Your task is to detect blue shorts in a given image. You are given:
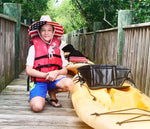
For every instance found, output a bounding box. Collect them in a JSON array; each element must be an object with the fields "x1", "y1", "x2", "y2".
[{"x1": 29, "y1": 77, "x2": 65, "y2": 100}]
